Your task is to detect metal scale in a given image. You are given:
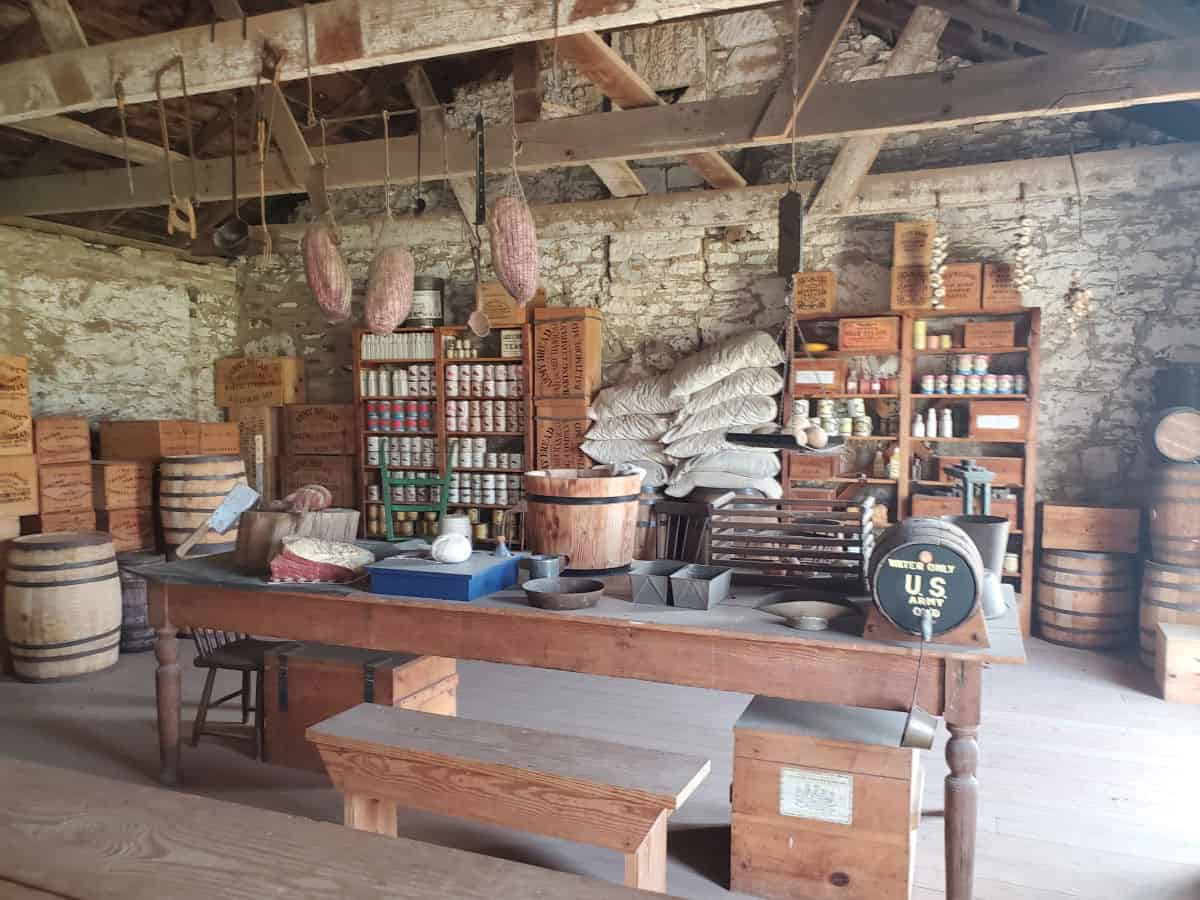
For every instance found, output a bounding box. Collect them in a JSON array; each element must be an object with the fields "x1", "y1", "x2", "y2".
[{"x1": 942, "y1": 459, "x2": 1013, "y2": 620}]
